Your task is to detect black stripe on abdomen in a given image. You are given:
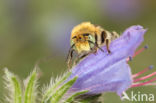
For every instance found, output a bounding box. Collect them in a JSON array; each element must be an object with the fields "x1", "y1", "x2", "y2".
[
  {"x1": 95, "y1": 33, "x2": 98, "y2": 45},
  {"x1": 101, "y1": 31, "x2": 106, "y2": 44}
]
